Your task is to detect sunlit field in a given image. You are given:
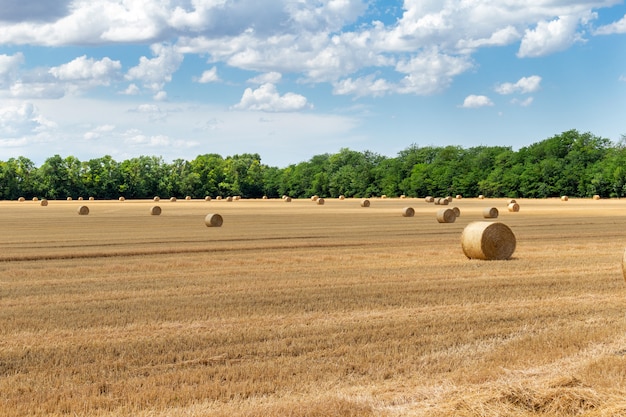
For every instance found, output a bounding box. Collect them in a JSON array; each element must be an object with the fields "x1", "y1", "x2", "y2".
[{"x1": 2, "y1": 196, "x2": 626, "y2": 416}]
